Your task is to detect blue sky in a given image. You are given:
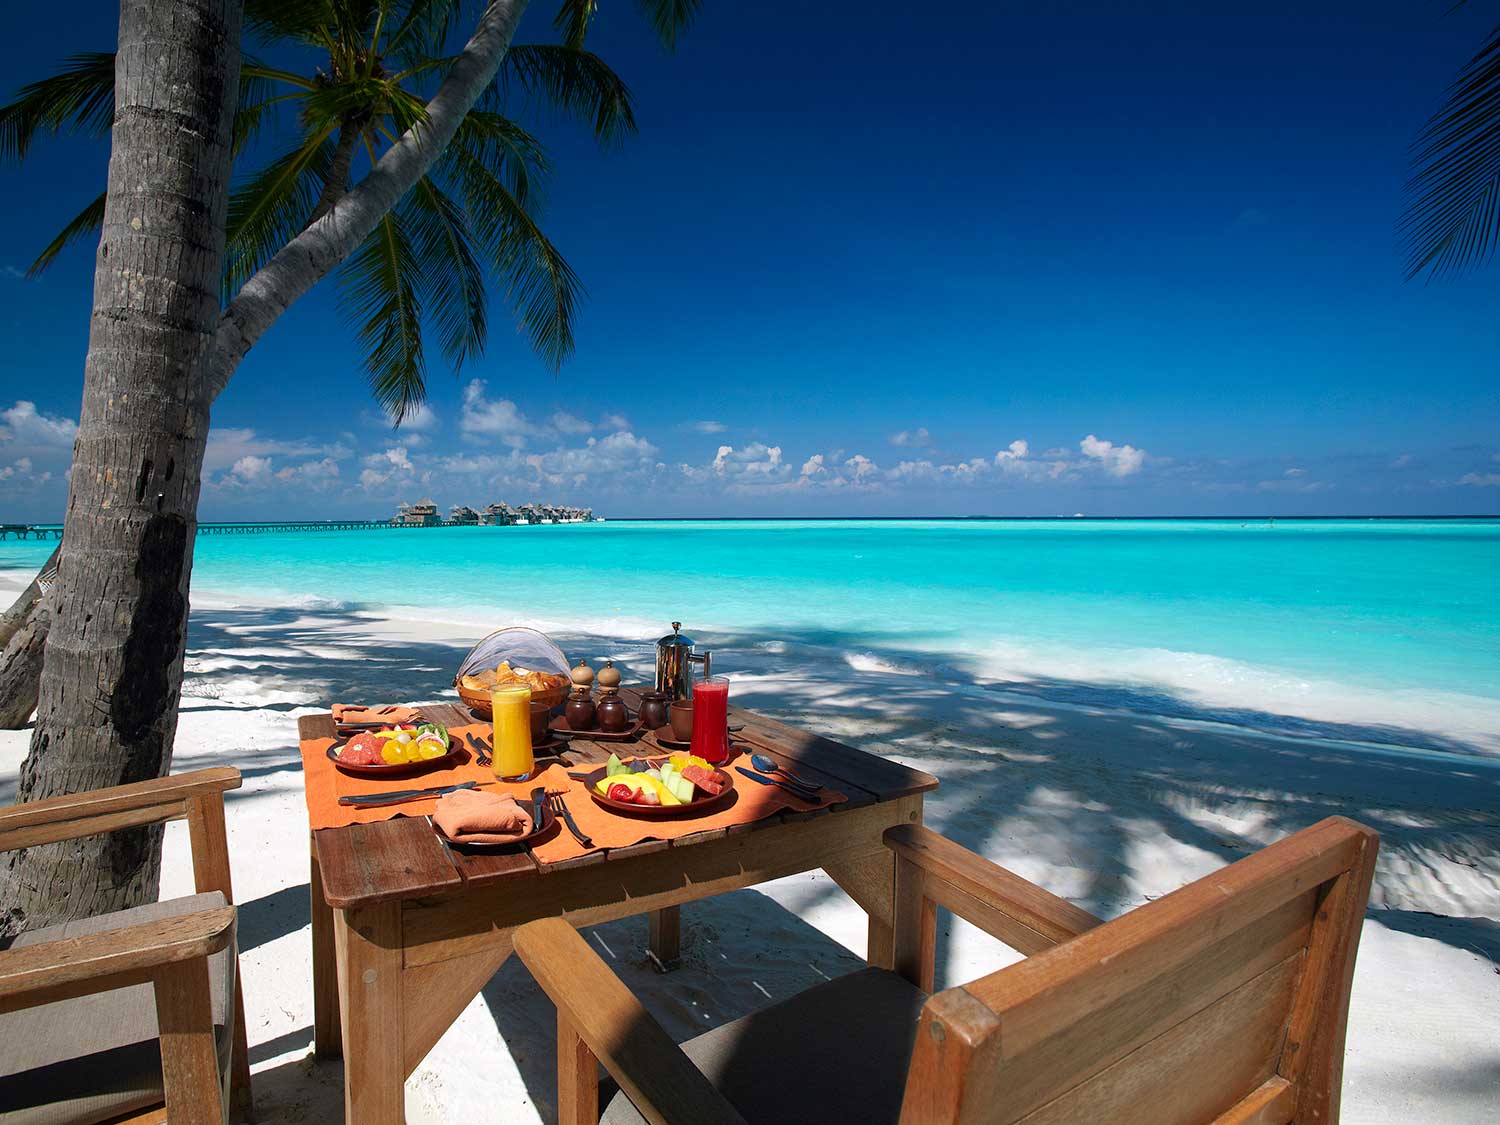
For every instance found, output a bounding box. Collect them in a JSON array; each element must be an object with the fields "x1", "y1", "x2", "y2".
[{"x1": 0, "y1": 0, "x2": 1497, "y2": 519}]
